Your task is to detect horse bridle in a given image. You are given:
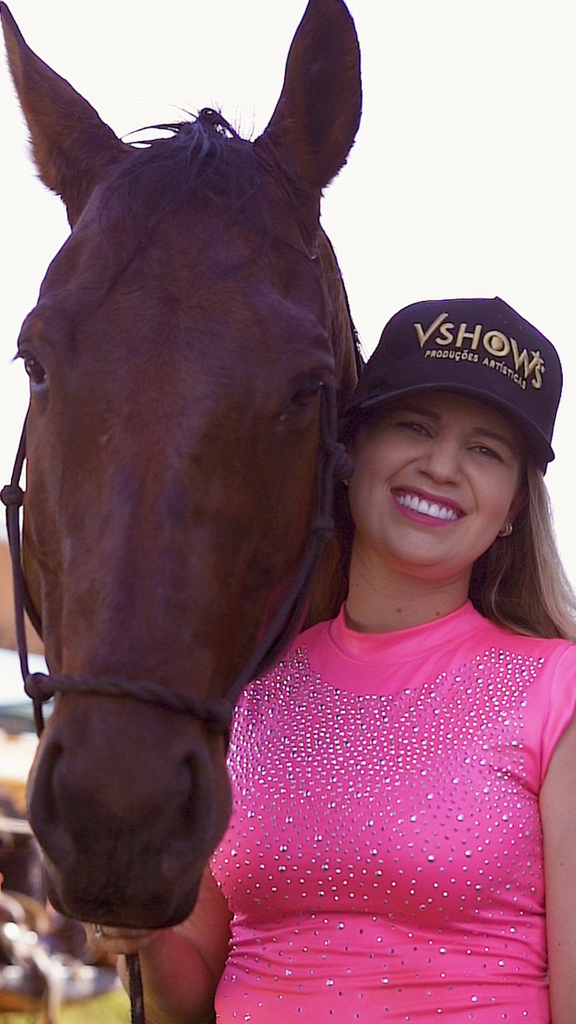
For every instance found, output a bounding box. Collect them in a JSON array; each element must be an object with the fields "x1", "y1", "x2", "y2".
[
  {"x1": 1, "y1": 381, "x2": 353, "y2": 735},
  {"x1": 1, "y1": 381, "x2": 353, "y2": 1024},
  {"x1": 1, "y1": 111, "x2": 361, "y2": 740}
]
